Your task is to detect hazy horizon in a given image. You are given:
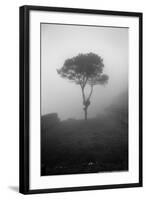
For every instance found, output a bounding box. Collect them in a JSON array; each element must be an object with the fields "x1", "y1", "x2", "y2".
[{"x1": 41, "y1": 23, "x2": 128, "y2": 120}]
